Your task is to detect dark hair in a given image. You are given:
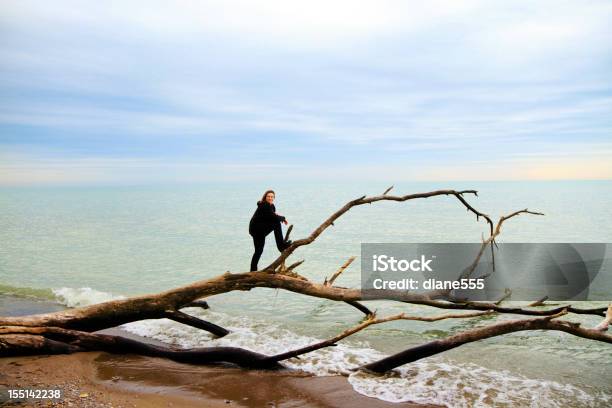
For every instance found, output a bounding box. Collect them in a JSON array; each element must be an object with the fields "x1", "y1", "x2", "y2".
[{"x1": 259, "y1": 190, "x2": 275, "y2": 204}]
